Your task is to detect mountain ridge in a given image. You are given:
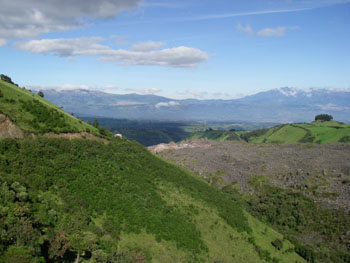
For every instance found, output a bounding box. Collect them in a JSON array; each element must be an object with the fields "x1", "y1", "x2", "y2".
[{"x1": 37, "y1": 87, "x2": 350, "y2": 123}]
